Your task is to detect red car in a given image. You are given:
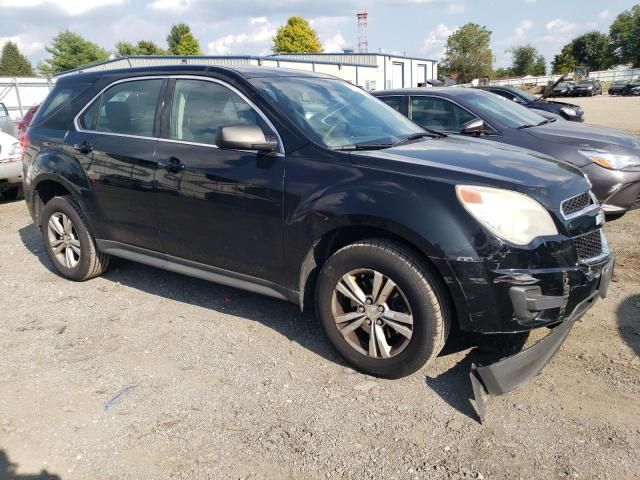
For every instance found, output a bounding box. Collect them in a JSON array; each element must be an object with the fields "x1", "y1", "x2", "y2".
[{"x1": 17, "y1": 104, "x2": 39, "y2": 144}]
